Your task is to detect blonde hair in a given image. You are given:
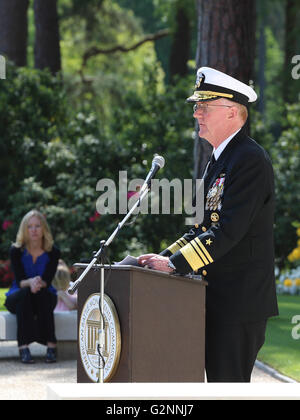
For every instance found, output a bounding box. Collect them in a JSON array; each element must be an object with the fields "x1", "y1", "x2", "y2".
[
  {"x1": 52, "y1": 260, "x2": 71, "y2": 291},
  {"x1": 14, "y1": 209, "x2": 54, "y2": 252}
]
